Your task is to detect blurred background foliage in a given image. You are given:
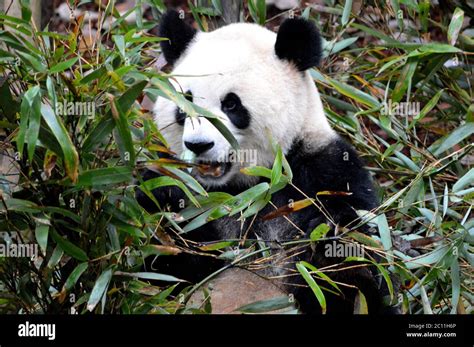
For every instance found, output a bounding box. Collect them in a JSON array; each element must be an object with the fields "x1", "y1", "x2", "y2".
[{"x1": 0, "y1": 0, "x2": 472, "y2": 314}]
